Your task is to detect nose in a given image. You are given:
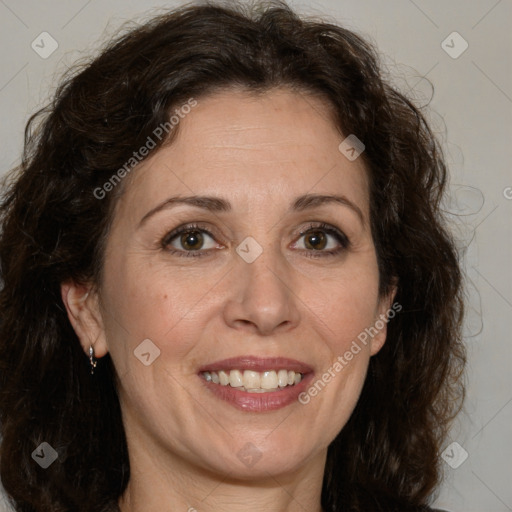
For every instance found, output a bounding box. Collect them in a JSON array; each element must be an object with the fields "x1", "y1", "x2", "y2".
[{"x1": 222, "y1": 246, "x2": 301, "y2": 336}]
